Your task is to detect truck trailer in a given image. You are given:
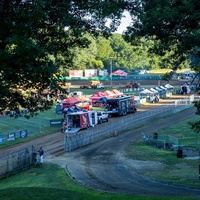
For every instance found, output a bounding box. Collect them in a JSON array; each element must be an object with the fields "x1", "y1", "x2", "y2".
[
  {"x1": 105, "y1": 96, "x2": 137, "y2": 116},
  {"x1": 63, "y1": 111, "x2": 98, "y2": 134}
]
